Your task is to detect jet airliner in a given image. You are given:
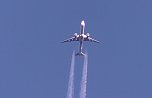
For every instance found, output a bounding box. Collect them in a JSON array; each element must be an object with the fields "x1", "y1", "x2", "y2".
[{"x1": 62, "y1": 20, "x2": 99, "y2": 56}]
